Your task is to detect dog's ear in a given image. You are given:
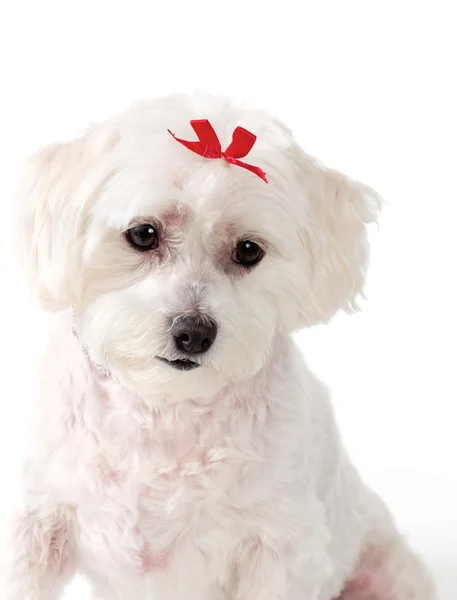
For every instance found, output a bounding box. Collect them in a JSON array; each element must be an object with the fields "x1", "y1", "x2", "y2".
[
  {"x1": 14, "y1": 128, "x2": 118, "y2": 312},
  {"x1": 289, "y1": 145, "x2": 381, "y2": 326}
]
